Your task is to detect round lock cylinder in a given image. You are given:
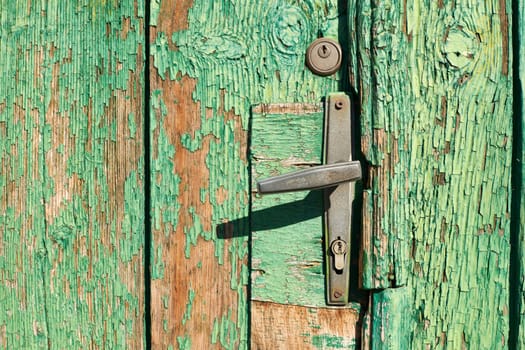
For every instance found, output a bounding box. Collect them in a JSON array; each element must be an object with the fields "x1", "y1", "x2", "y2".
[{"x1": 305, "y1": 38, "x2": 342, "y2": 76}]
